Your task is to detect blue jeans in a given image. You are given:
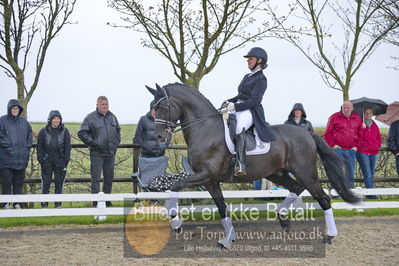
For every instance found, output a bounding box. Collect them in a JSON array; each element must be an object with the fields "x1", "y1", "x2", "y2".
[
  {"x1": 334, "y1": 148, "x2": 356, "y2": 188},
  {"x1": 356, "y1": 153, "x2": 377, "y2": 189},
  {"x1": 253, "y1": 179, "x2": 262, "y2": 190},
  {"x1": 395, "y1": 155, "x2": 399, "y2": 178}
]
